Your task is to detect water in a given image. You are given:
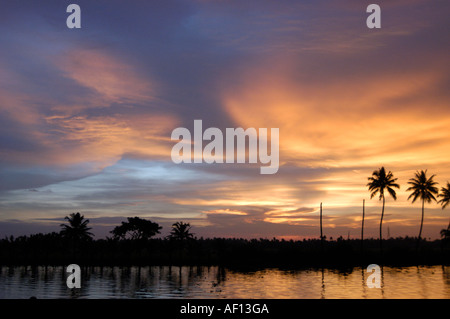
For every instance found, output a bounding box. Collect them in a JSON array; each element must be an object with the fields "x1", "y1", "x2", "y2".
[{"x1": 0, "y1": 265, "x2": 449, "y2": 299}]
